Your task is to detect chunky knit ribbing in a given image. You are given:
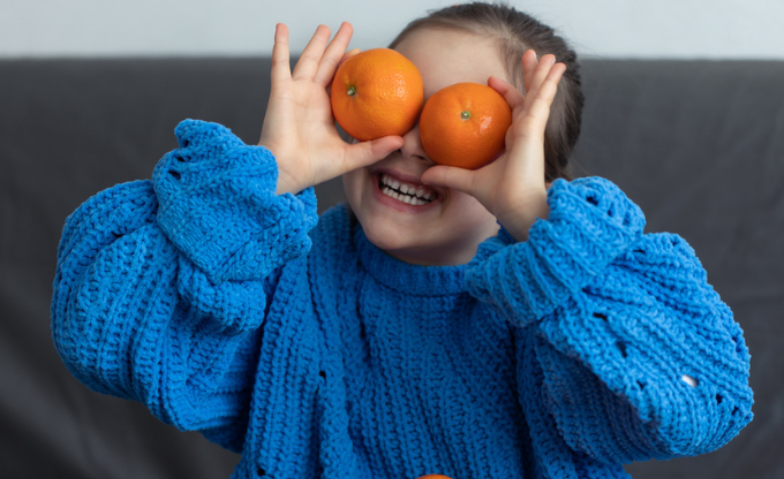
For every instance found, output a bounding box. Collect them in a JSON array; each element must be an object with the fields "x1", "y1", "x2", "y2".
[{"x1": 51, "y1": 120, "x2": 753, "y2": 479}]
